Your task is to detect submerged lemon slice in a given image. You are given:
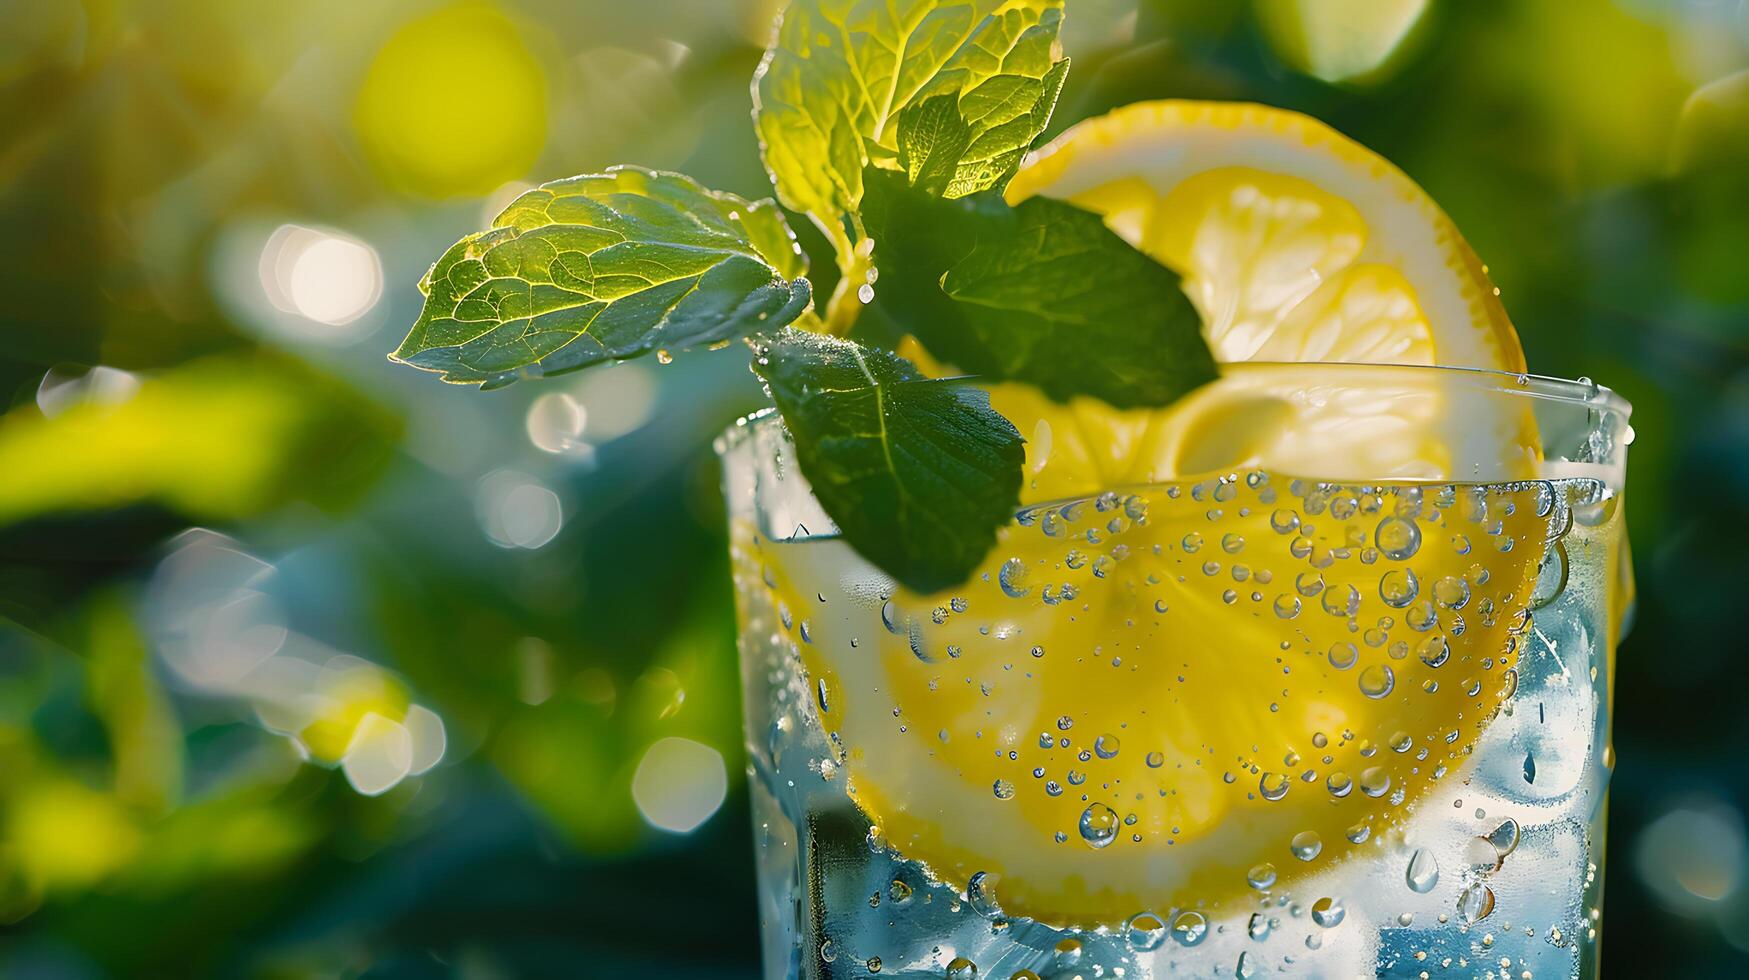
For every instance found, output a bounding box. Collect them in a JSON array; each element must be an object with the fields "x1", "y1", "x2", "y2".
[{"x1": 761, "y1": 101, "x2": 1549, "y2": 928}]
